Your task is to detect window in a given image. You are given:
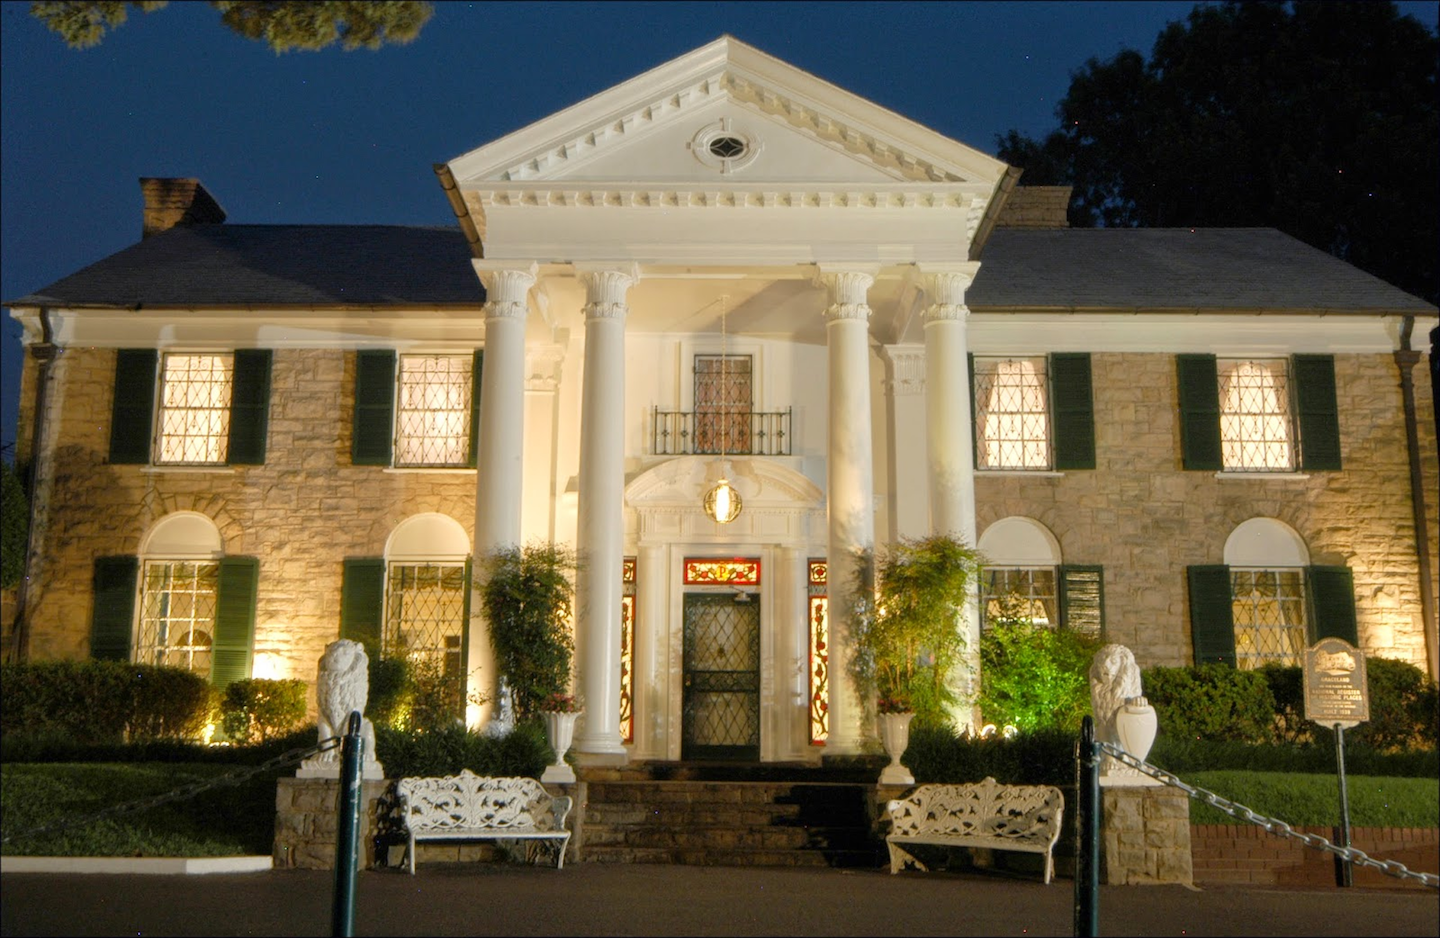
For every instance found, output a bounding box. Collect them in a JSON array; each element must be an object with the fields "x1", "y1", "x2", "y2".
[
  {"x1": 352, "y1": 350, "x2": 481, "y2": 467},
  {"x1": 970, "y1": 353, "x2": 1094, "y2": 471},
  {"x1": 1177, "y1": 354, "x2": 1340, "y2": 472},
  {"x1": 1219, "y1": 359, "x2": 1294, "y2": 471},
  {"x1": 694, "y1": 354, "x2": 752, "y2": 455},
  {"x1": 976, "y1": 517, "x2": 1104, "y2": 635},
  {"x1": 108, "y1": 348, "x2": 272, "y2": 466},
  {"x1": 1188, "y1": 518, "x2": 1357, "y2": 668},
  {"x1": 981, "y1": 567, "x2": 1057, "y2": 629},
  {"x1": 136, "y1": 561, "x2": 218, "y2": 674},
  {"x1": 384, "y1": 562, "x2": 468, "y2": 681}
]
